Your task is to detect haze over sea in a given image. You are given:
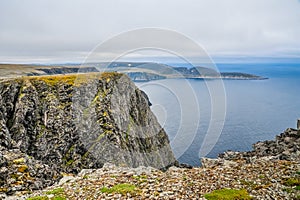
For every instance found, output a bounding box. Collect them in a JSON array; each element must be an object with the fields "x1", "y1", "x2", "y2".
[{"x1": 136, "y1": 62, "x2": 300, "y2": 166}]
